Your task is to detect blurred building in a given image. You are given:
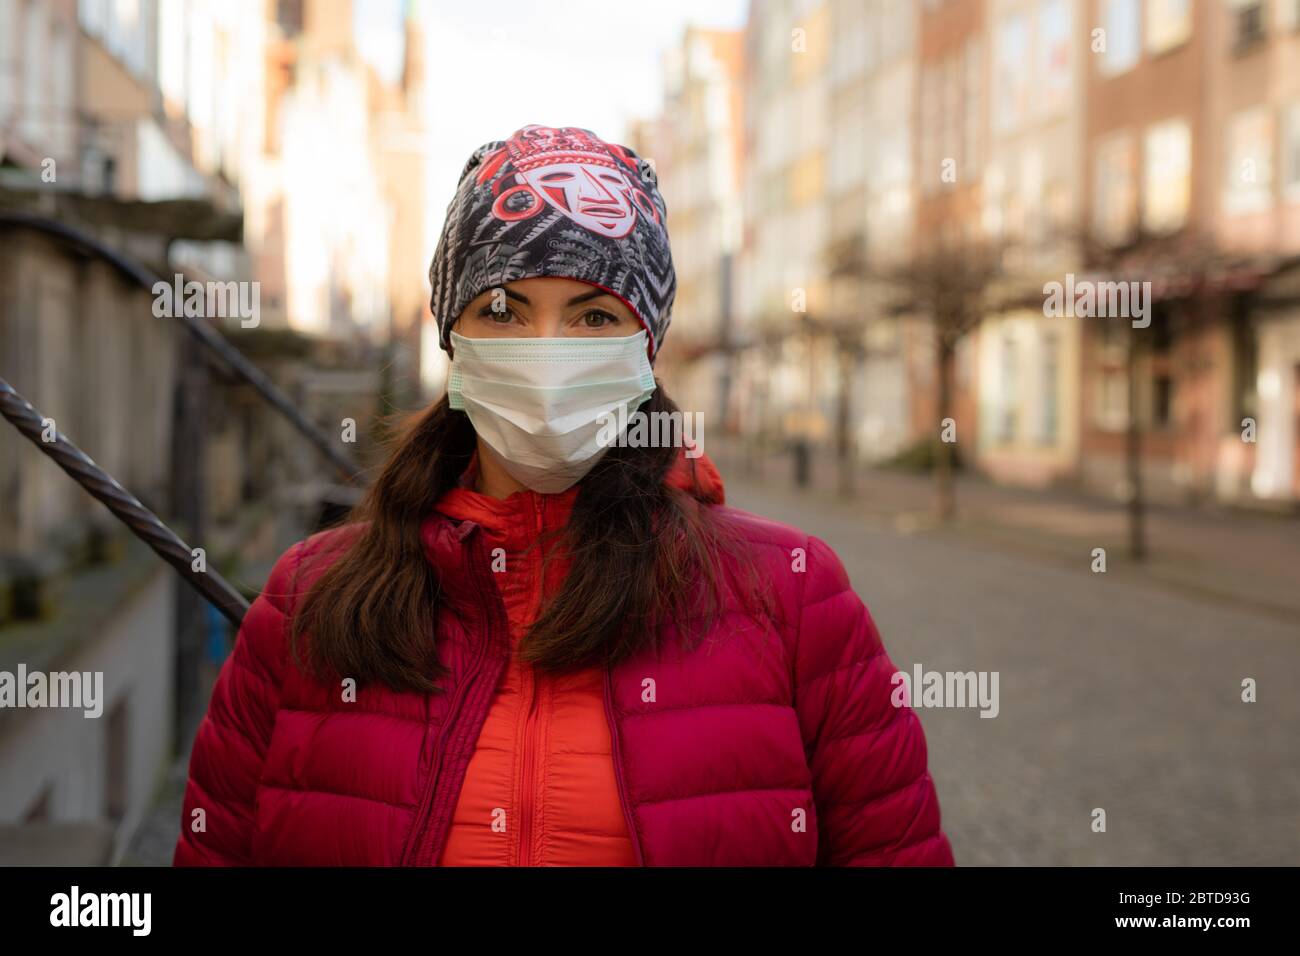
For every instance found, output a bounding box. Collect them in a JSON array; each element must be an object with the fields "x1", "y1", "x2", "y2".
[
  {"x1": 0, "y1": 0, "x2": 410, "y2": 864},
  {"x1": 252, "y1": 0, "x2": 429, "y2": 374},
  {"x1": 977, "y1": 0, "x2": 1084, "y2": 488},
  {"x1": 629, "y1": 26, "x2": 744, "y2": 425},
  {"x1": 1209, "y1": 0, "x2": 1300, "y2": 503},
  {"x1": 1073, "y1": 0, "x2": 1298, "y2": 506},
  {"x1": 0, "y1": 0, "x2": 226, "y2": 864},
  {"x1": 255, "y1": 0, "x2": 386, "y2": 339},
  {"x1": 733, "y1": 0, "x2": 836, "y2": 458},
  {"x1": 635, "y1": 0, "x2": 1300, "y2": 509},
  {"x1": 908, "y1": 0, "x2": 986, "y2": 465},
  {"x1": 371, "y1": 5, "x2": 431, "y2": 406},
  {"x1": 825, "y1": 0, "x2": 916, "y2": 464},
  {"x1": 1079, "y1": 0, "x2": 1214, "y2": 503},
  {"x1": 0, "y1": 0, "x2": 78, "y2": 182}
]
